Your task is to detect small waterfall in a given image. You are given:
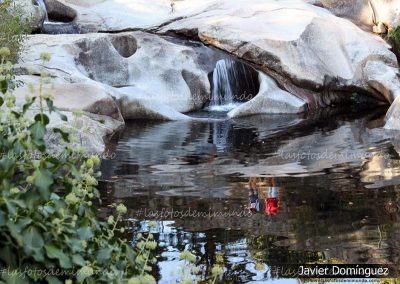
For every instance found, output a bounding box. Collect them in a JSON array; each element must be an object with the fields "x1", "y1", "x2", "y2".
[
  {"x1": 209, "y1": 59, "x2": 239, "y2": 112},
  {"x1": 36, "y1": 0, "x2": 49, "y2": 22},
  {"x1": 208, "y1": 59, "x2": 260, "y2": 112}
]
